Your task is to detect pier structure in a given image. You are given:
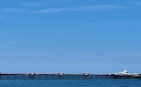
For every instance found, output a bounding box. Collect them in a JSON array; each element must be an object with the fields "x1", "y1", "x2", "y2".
[{"x1": 0, "y1": 70, "x2": 140, "y2": 80}]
